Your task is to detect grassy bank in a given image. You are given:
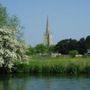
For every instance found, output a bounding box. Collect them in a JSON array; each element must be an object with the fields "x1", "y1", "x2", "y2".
[{"x1": 13, "y1": 57, "x2": 90, "y2": 75}]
